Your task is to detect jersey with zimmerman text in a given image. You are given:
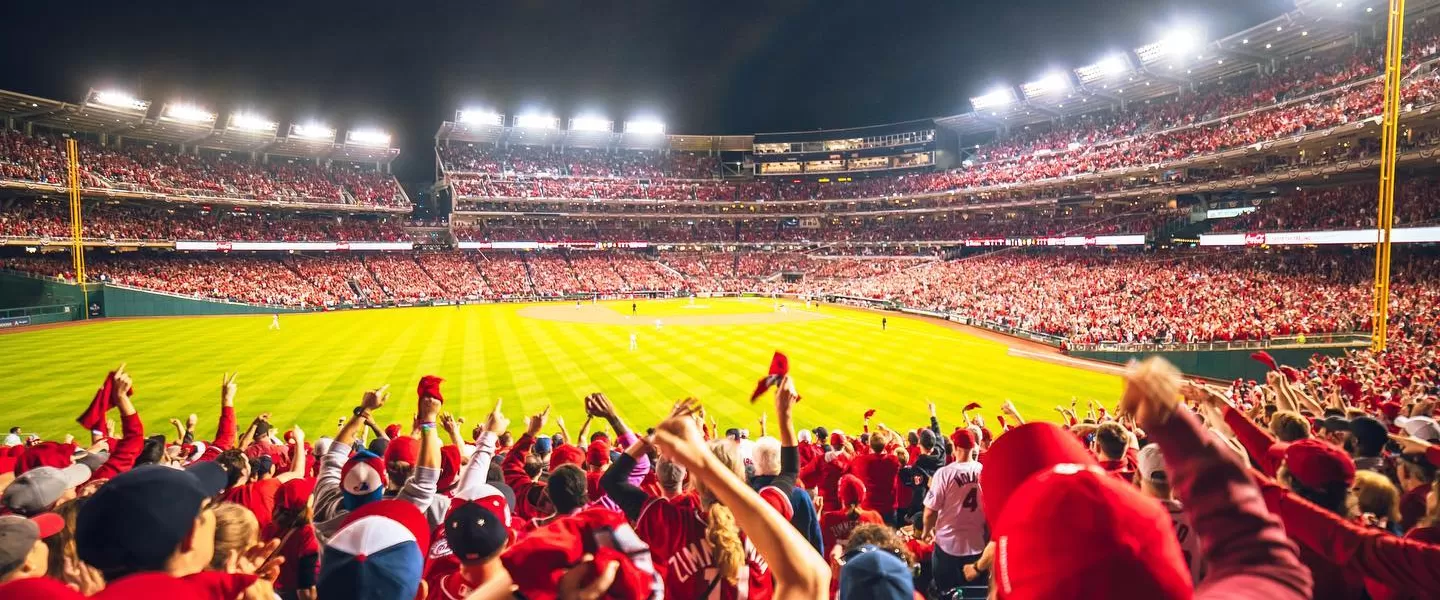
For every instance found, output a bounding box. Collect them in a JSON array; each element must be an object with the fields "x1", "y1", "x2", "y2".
[{"x1": 636, "y1": 494, "x2": 774, "y2": 600}]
